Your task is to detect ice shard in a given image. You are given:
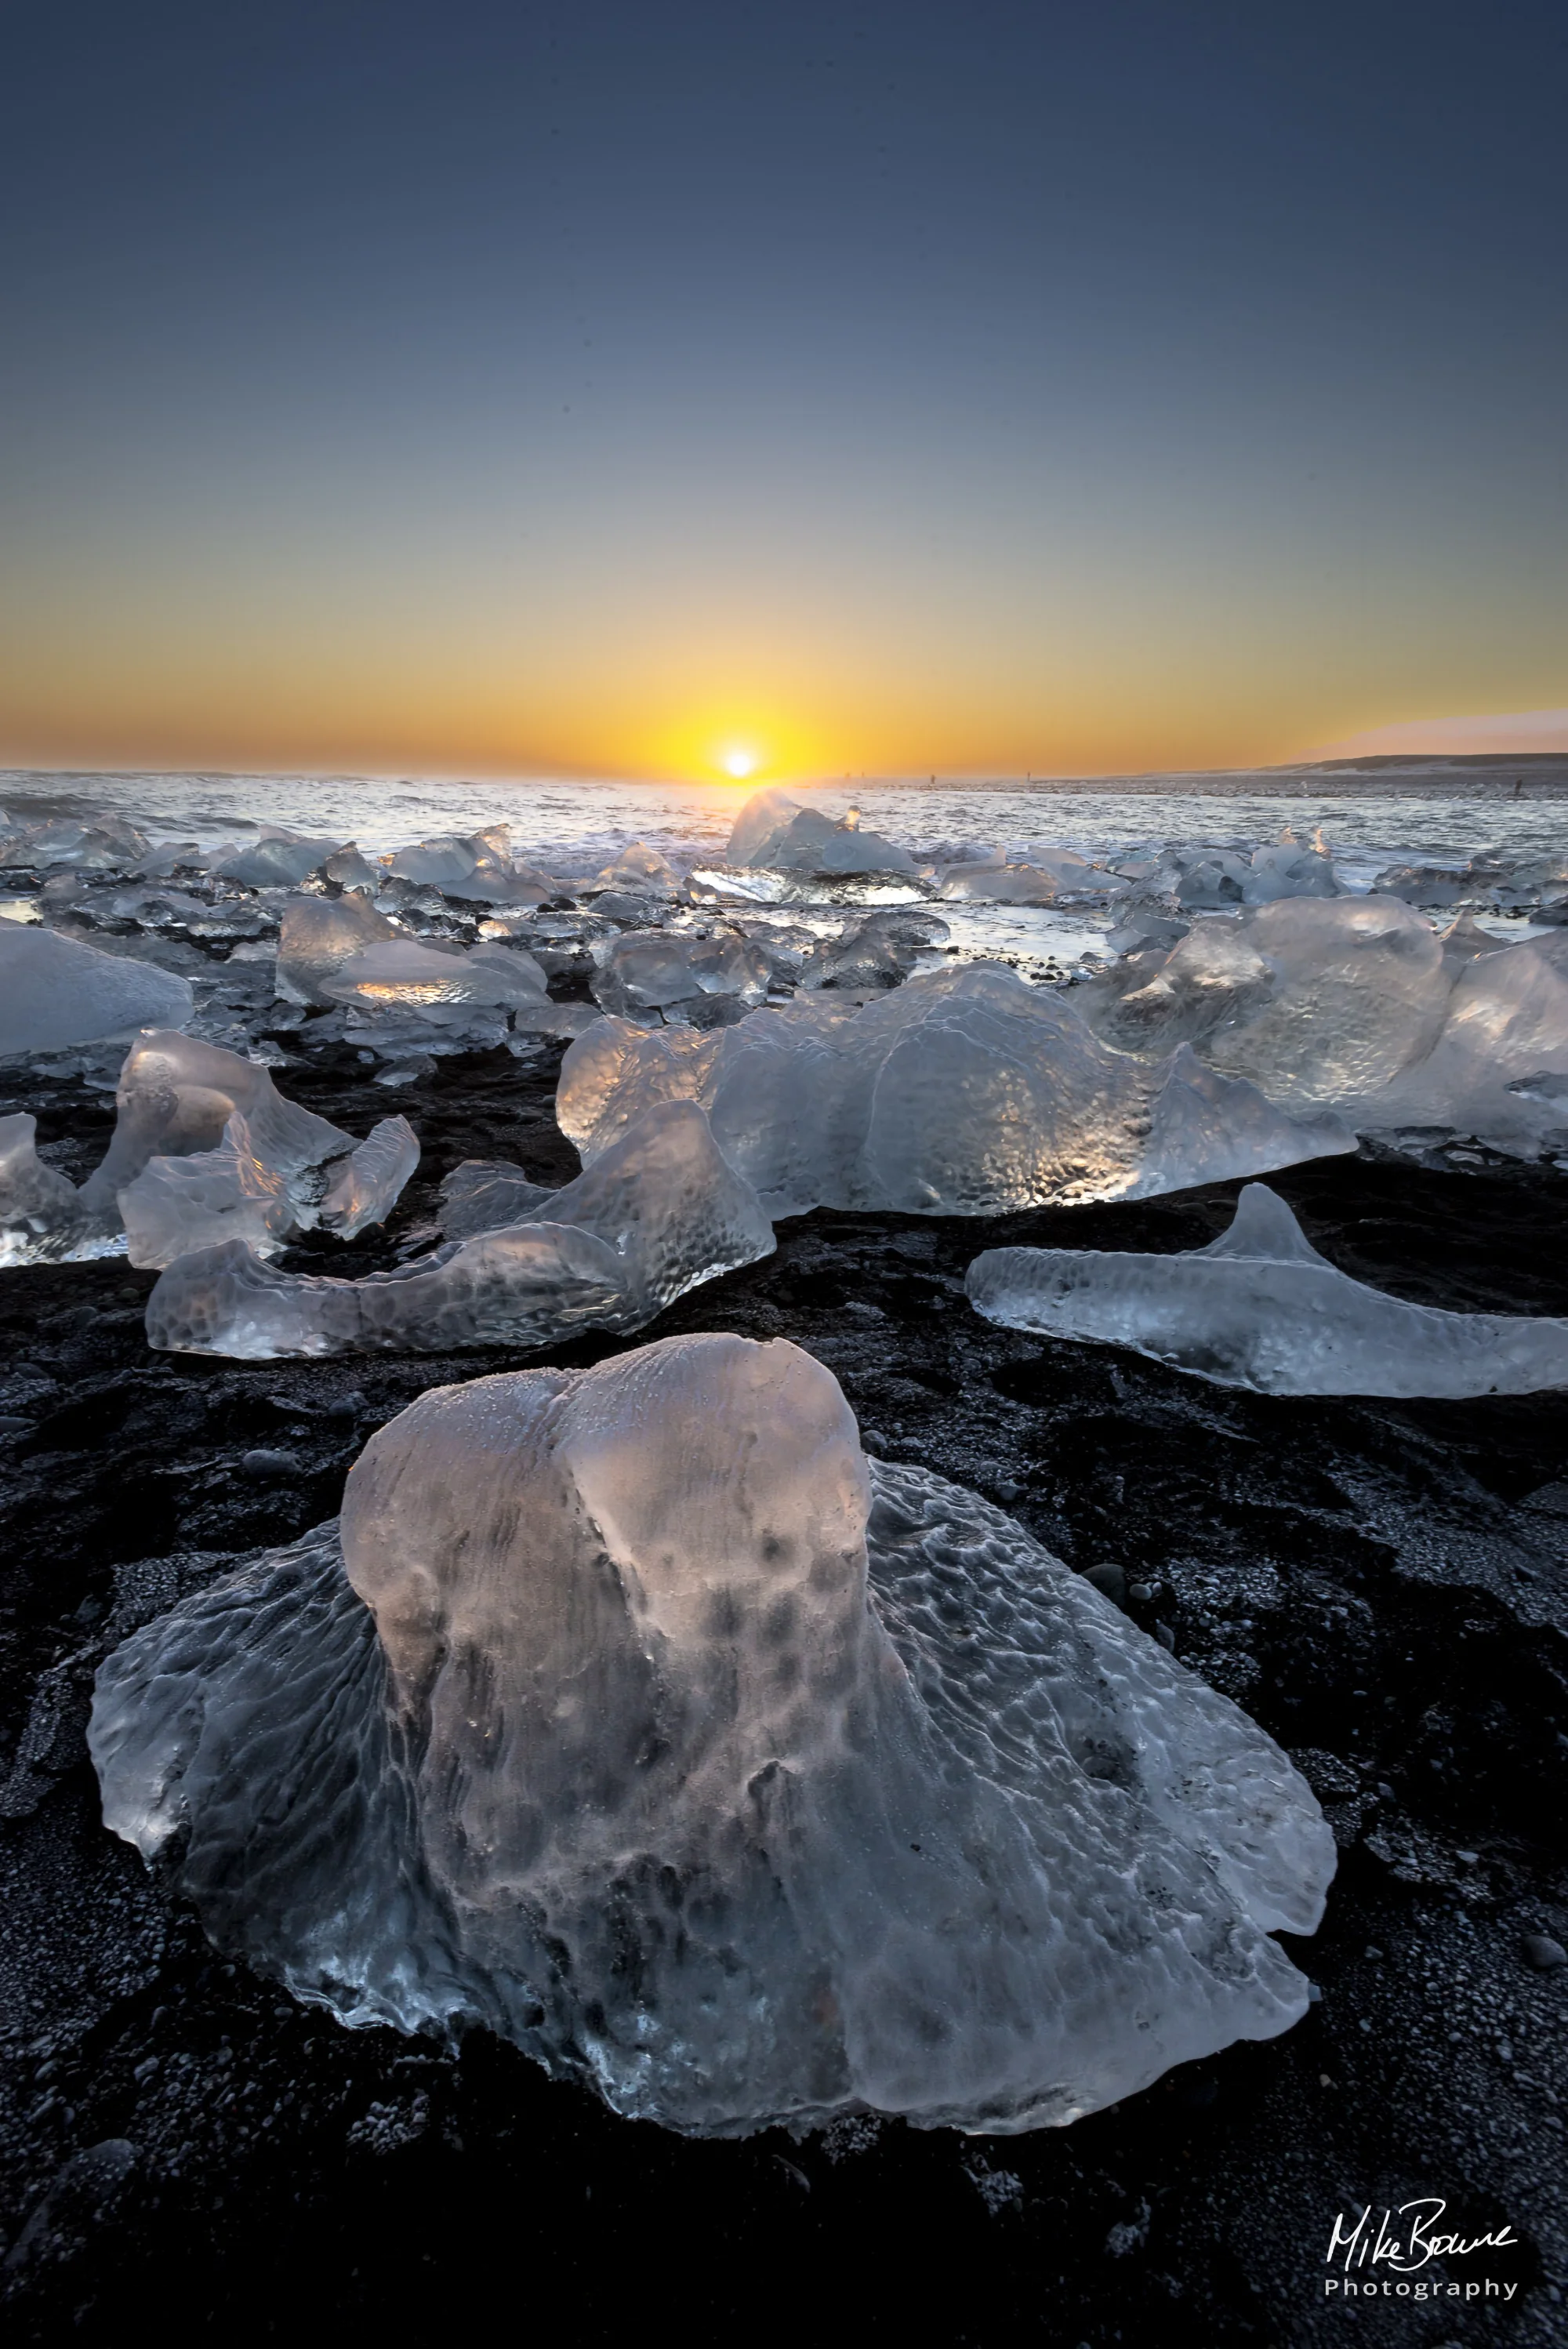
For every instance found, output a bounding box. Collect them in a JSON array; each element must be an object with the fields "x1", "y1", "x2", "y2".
[
  {"x1": 143, "y1": 1099, "x2": 775, "y2": 1358},
  {"x1": 0, "y1": 925, "x2": 194, "y2": 1056},
  {"x1": 557, "y1": 964, "x2": 1355, "y2": 1217},
  {"x1": 318, "y1": 1116, "x2": 420, "y2": 1239},
  {"x1": 0, "y1": 1113, "x2": 119, "y2": 1266},
  {"x1": 590, "y1": 928, "x2": 774, "y2": 1022},
  {"x1": 967, "y1": 1182, "x2": 1568, "y2": 1395},
  {"x1": 90, "y1": 1332, "x2": 1333, "y2": 2136},
  {"x1": 321, "y1": 937, "x2": 549, "y2": 1013}
]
